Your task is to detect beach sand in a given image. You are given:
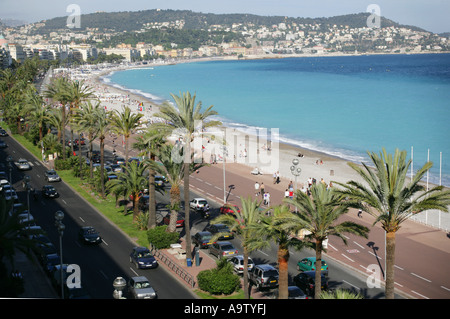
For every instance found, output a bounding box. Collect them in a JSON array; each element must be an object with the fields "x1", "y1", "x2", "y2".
[
  {"x1": 73, "y1": 62, "x2": 365, "y2": 191},
  {"x1": 68, "y1": 60, "x2": 446, "y2": 215}
]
